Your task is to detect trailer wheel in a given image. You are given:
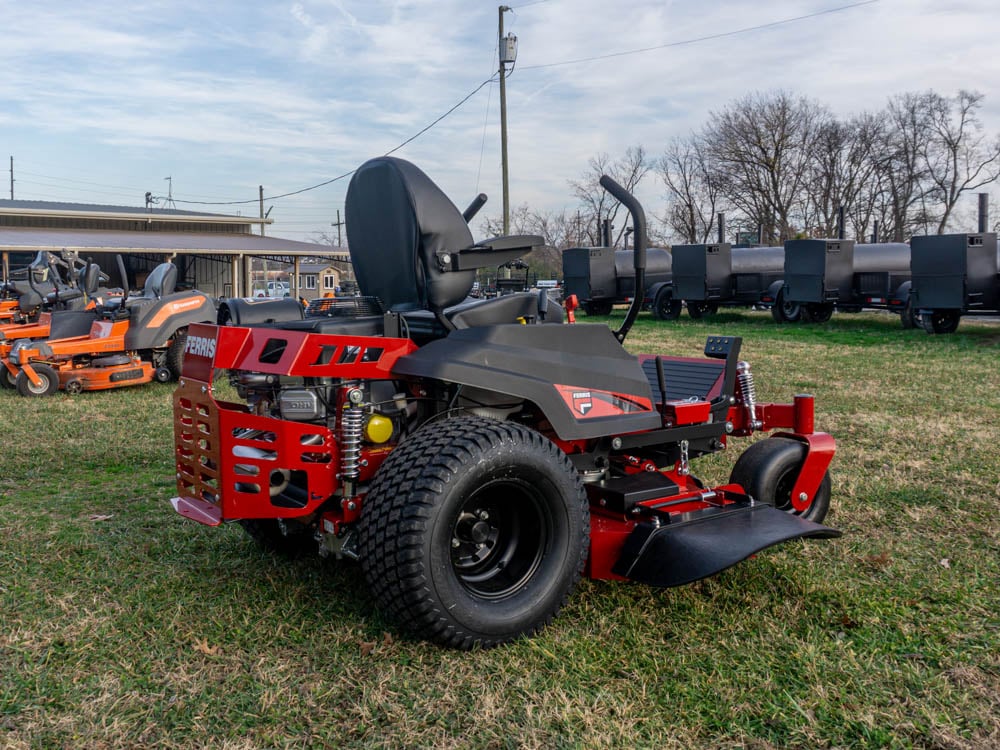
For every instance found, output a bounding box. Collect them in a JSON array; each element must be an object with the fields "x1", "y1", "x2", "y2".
[
  {"x1": 729, "y1": 438, "x2": 831, "y2": 523},
  {"x1": 921, "y1": 309, "x2": 960, "y2": 334},
  {"x1": 770, "y1": 289, "x2": 801, "y2": 323},
  {"x1": 165, "y1": 328, "x2": 188, "y2": 379},
  {"x1": 15, "y1": 363, "x2": 60, "y2": 397},
  {"x1": 584, "y1": 301, "x2": 613, "y2": 316},
  {"x1": 901, "y1": 296, "x2": 919, "y2": 329},
  {"x1": 687, "y1": 301, "x2": 718, "y2": 319},
  {"x1": 238, "y1": 519, "x2": 316, "y2": 557},
  {"x1": 359, "y1": 417, "x2": 589, "y2": 649},
  {"x1": 652, "y1": 287, "x2": 682, "y2": 320},
  {"x1": 802, "y1": 303, "x2": 834, "y2": 323}
]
